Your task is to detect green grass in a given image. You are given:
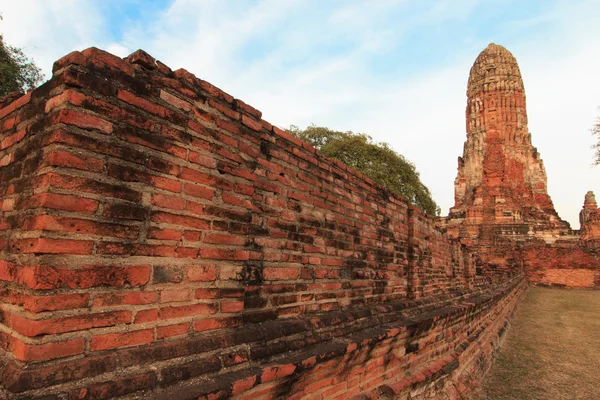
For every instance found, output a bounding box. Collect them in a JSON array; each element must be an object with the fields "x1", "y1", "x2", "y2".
[{"x1": 475, "y1": 287, "x2": 600, "y2": 400}]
